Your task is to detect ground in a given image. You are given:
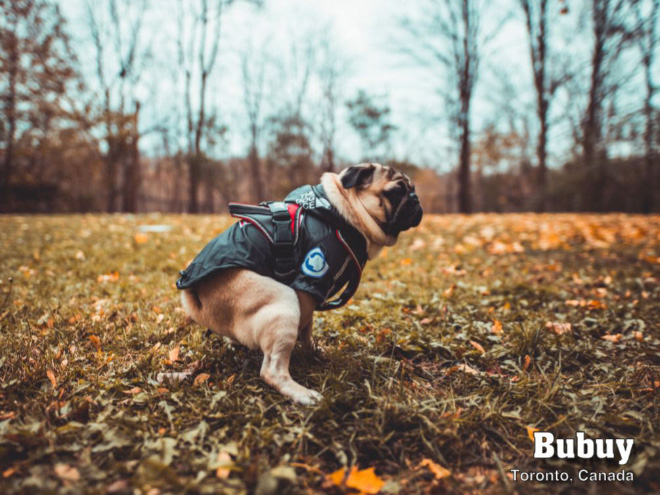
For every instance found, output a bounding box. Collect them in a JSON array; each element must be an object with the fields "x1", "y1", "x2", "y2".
[{"x1": 1, "y1": 213, "x2": 659, "y2": 495}]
